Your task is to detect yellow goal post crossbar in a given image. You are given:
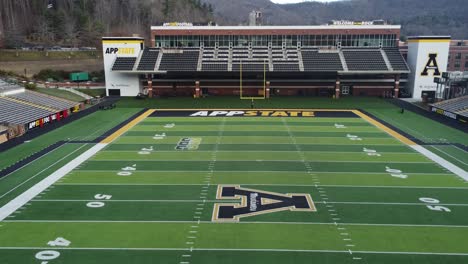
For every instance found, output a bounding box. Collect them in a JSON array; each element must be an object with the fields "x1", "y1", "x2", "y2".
[{"x1": 240, "y1": 59, "x2": 267, "y2": 100}]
